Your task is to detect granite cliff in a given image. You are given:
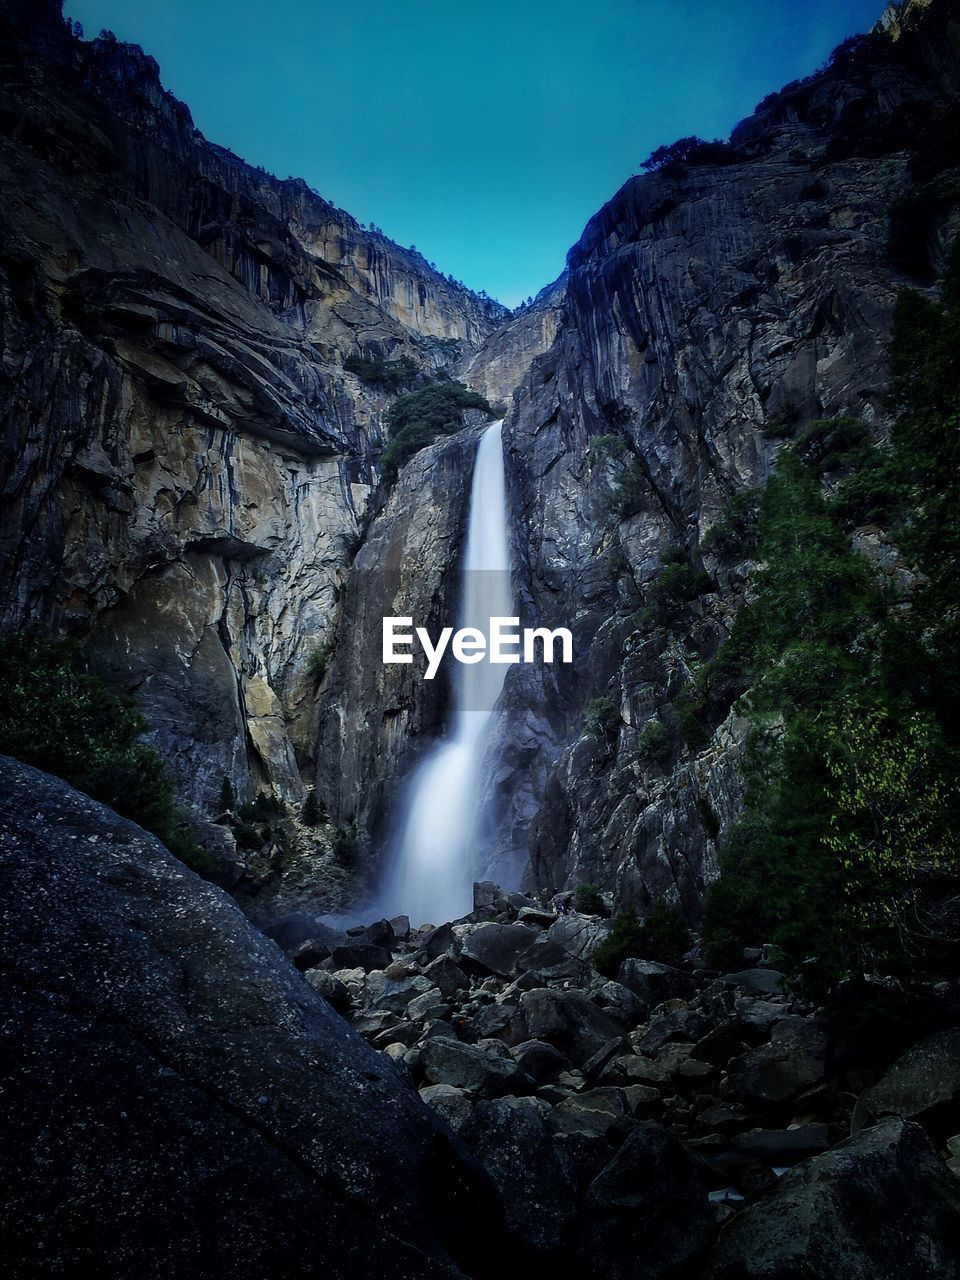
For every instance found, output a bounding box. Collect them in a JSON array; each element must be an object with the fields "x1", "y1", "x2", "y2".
[{"x1": 2, "y1": 0, "x2": 960, "y2": 918}]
